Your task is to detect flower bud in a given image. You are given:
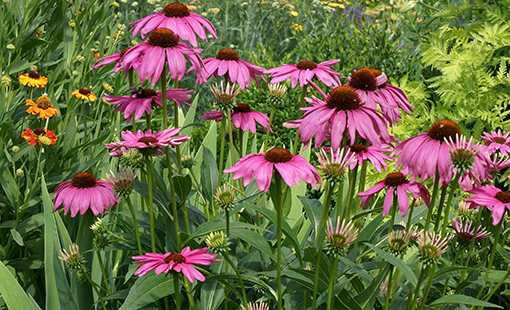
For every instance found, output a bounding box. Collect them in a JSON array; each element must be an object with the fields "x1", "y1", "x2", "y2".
[
  {"x1": 1, "y1": 76, "x2": 12, "y2": 87},
  {"x1": 11, "y1": 146, "x2": 19, "y2": 153},
  {"x1": 7, "y1": 44, "x2": 15, "y2": 50},
  {"x1": 16, "y1": 169, "x2": 24, "y2": 177}
]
